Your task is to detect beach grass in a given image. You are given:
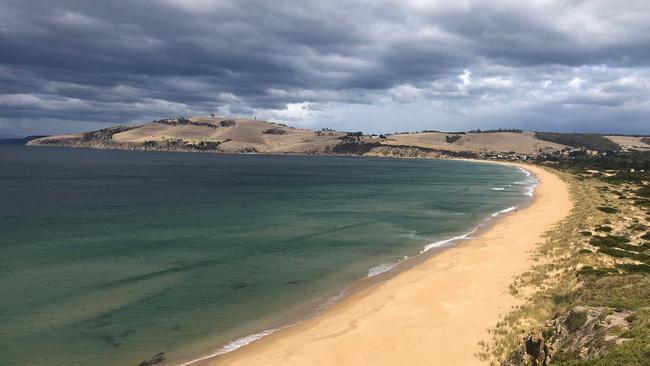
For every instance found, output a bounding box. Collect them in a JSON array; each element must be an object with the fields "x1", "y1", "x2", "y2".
[{"x1": 480, "y1": 167, "x2": 650, "y2": 365}]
